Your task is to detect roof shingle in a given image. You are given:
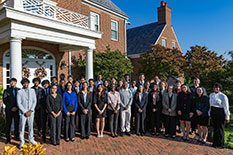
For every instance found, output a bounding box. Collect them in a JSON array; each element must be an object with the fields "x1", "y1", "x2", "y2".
[
  {"x1": 127, "y1": 22, "x2": 165, "y2": 56},
  {"x1": 88, "y1": 0, "x2": 128, "y2": 17}
]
